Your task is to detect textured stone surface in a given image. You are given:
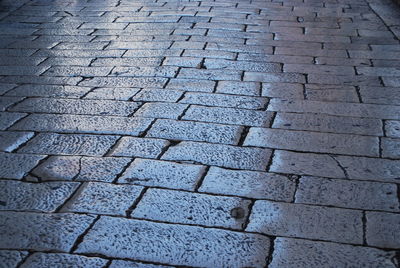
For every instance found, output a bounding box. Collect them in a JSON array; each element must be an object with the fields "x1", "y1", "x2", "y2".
[
  {"x1": 0, "y1": 180, "x2": 79, "y2": 212},
  {"x1": 385, "y1": 120, "x2": 400, "y2": 138},
  {"x1": 20, "y1": 253, "x2": 107, "y2": 268},
  {"x1": 269, "y1": 238, "x2": 398, "y2": 268},
  {"x1": 0, "y1": 131, "x2": 34, "y2": 152},
  {"x1": 366, "y1": 212, "x2": 400, "y2": 249},
  {"x1": 199, "y1": 167, "x2": 296, "y2": 201},
  {"x1": 0, "y1": 212, "x2": 95, "y2": 251},
  {"x1": 120, "y1": 158, "x2": 205, "y2": 190},
  {"x1": 0, "y1": 112, "x2": 26, "y2": 130},
  {"x1": 109, "y1": 137, "x2": 169, "y2": 158},
  {"x1": 62, "y1": 182, "x2": 143, "y2": 216},
  {"x1": 0, "y1": 250, "x2": 28, "y2": 268},
  {"x1": 246, "y1": 200, "x2": 363, "y2": 244},
  {"x1": 133, "y1": 189, "x2": 251, "y2": 229},
  {"x1": 109, "y1": 260, "x2": 170, "y2": 268},
  {"x1": 76, "y1": 217, "x2": 270, "y2": 267},
  {"x1": 0, "y1": 152, "x2": 45, "y2": 180}
]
